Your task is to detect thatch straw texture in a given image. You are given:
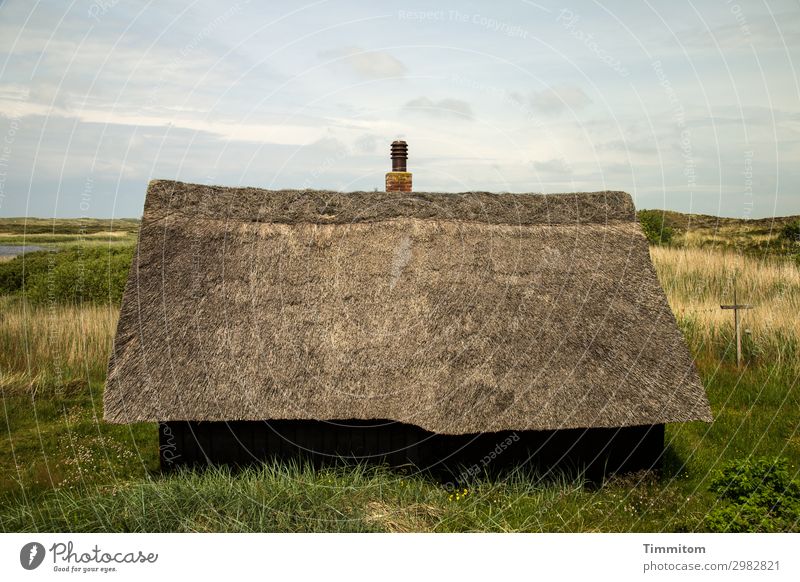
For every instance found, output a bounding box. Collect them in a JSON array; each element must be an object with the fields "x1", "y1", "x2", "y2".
[{"x1": 104, "y1": 180, "x2": 711, "y2": 432}]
